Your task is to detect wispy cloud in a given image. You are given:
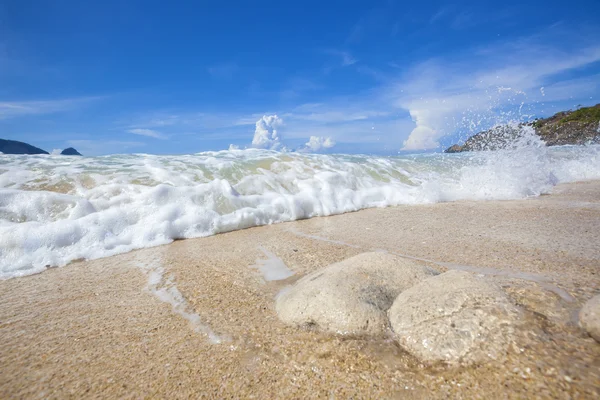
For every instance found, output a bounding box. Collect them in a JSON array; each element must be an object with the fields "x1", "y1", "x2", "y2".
[
  {"x1": 121, "y1": 111, "x2": 257, "y2": 137},
  {"x1": 283, "y1": 105, "x2": 391, "y2": 124},
  {"x1": 107, "y1": 27, "x2": 600, "y2": 154},
  {"x1": 345, "y1": 7, "x2": 390, "y2": 45},
  {"x1": 450, "y1": 11, "x2": 476, "y2": 30},
  {"x1": 269, "y1": 26, "x2": 600, "y2": 152},
  {"x1": 66, "y1": 139, "x2": 146, "y2": 156},
  {"x1": 393, "y1": 31, "x2": 600, "y2": 150},
  {"x1": 127, "y1": 128, "x2": 167, "y2": 139},
  {"x1": 0, "y1": 97, "x2": 101, "y2": 120},
  {"x1": 324, "y1": 50, "x2": 357, "y2": 67},
  {"x1": 429, "y1": 7, "x2": 451, "y2": 24},
  {"x1": 279, "y1": 77, "x2": 323, "y2": 99},
  {"x1": 207, "y1": 62, "x2": 239, "y2": 79}
]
